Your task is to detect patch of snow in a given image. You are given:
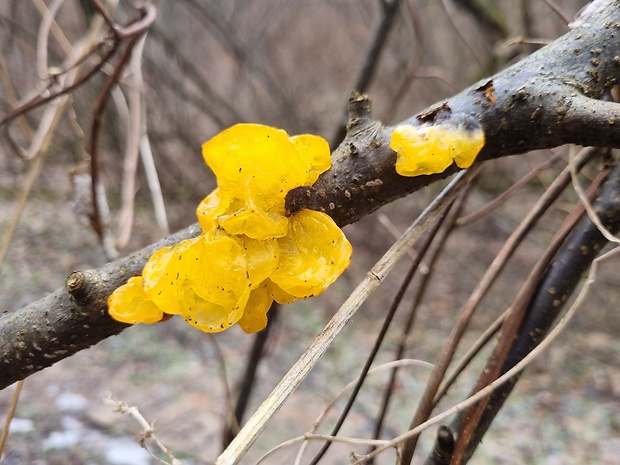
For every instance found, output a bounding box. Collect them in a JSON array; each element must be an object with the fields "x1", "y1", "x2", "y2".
[
  {"x1": 55, "y1": 392, "x2": 88, "y2": 412},
  {"x1": 43, "y1": 429, "x2": 81, "y2": 449},
  {"x1": 105, "y1": 437, "x2": 152, "y2": 465},
  {"x1": 8, "y1": 418, "x2": 34, "y2": 433}
]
